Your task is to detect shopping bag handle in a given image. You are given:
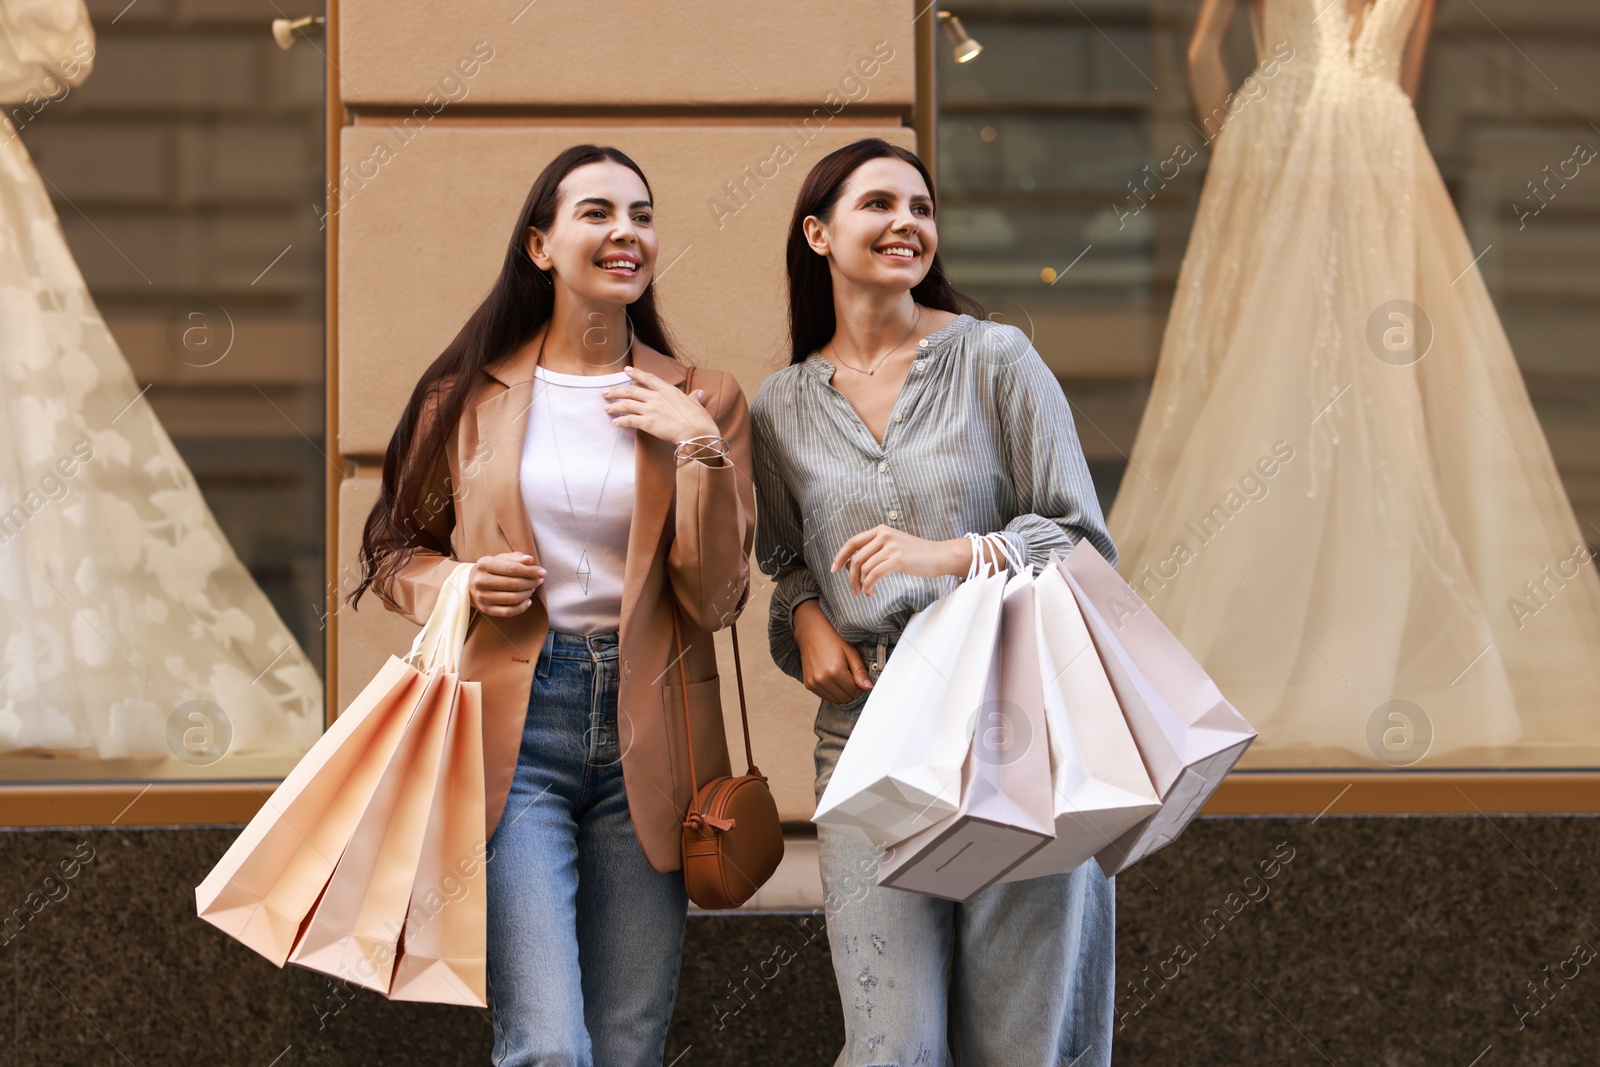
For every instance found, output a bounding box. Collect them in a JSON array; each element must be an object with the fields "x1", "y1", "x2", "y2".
[
  {"x1": 402, "y1": 559, "x2": 479, "y2": 674},
  {"x1": 964, "y1": 531, "x2": 1028, "y2": 578}
]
